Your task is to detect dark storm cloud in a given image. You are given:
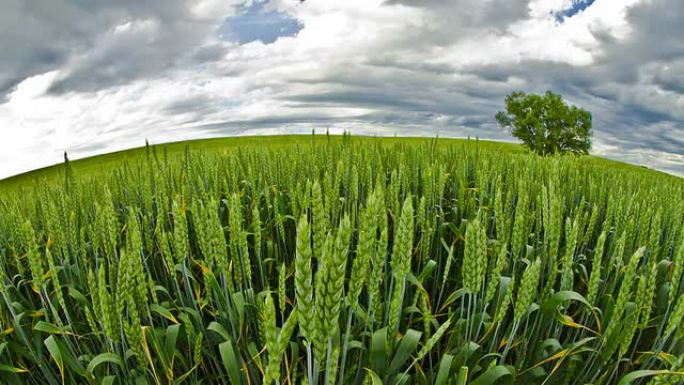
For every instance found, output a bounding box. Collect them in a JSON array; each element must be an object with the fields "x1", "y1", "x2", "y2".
[
  {"x1": 191, "y1": 44, "x2": 230, "y2": 63},
  {"x1": 288, "y1": 91, "x2": 434, "y2": 111},
  {"x1": 163, "y1": 95, "x2": 220, "y2": 116},
  {"x1": 284, "y1": 81, "x2": 498, "y2": 119},
  {"x1": 612, "y1": 0, "x2": 684, "y2": 63},
  {"x1": 590, "y1": 0, "x2": 683, "y2": 154},
  {"x1": 653, "y1": 61, "x2": 684, "y2": 94},
  {"x1": 385, "y1": 0, "x2": 531, "y2": 31},
  {"x1": 0, "y1": 0, "x2": 233, "y2": 97}
]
